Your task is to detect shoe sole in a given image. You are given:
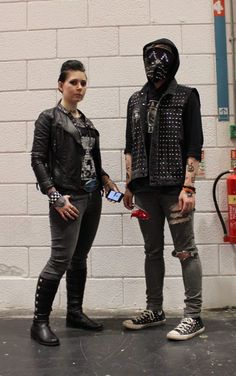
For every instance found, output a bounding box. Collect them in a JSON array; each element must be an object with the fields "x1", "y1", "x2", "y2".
[
  {"x1": 66, "y1": 321, "x2": 104, "y2": 331},
  {"x1": 30, "y1": 331, "x2": 60, "y2": 346},
  {"x1": 167, "y1": 326, "x2": 205, "y2": 341},
  {"x1": 123, "y1": 319, "x2": 166, "y2": 330}
]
